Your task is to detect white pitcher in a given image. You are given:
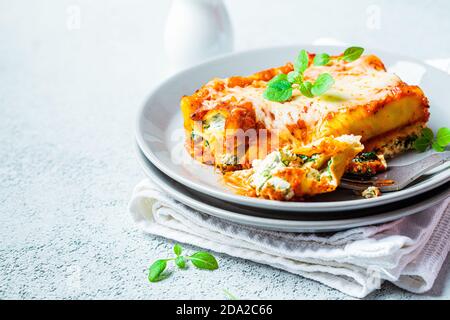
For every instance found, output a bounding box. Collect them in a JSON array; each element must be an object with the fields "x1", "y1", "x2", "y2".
[{"x1": 164, "y1": 0, "x2": 234, "y2": 71}]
